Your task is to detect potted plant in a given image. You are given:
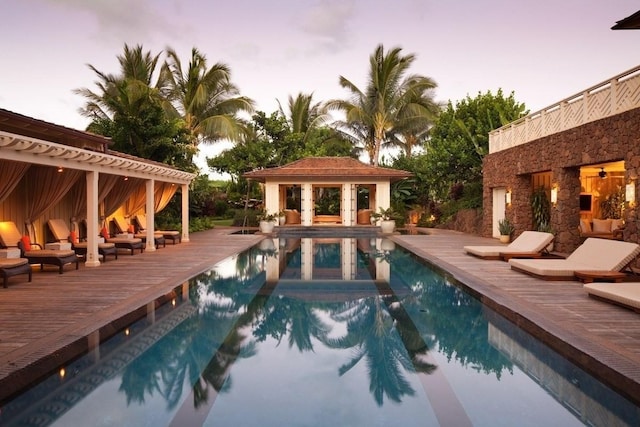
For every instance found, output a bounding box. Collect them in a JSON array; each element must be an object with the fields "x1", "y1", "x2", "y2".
[
  {"x1": 498, "y1": 218, "x2": 514, "y2": 243},
  {"x1": 257, "y1": 210, "x2": 277, "y2": 234},
  {"x1": 277, "y1": 210, "x2": 286, "y2": 226},
  {"x1": 372, "y1": 207, "x2": 399, "y2": 234}
]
